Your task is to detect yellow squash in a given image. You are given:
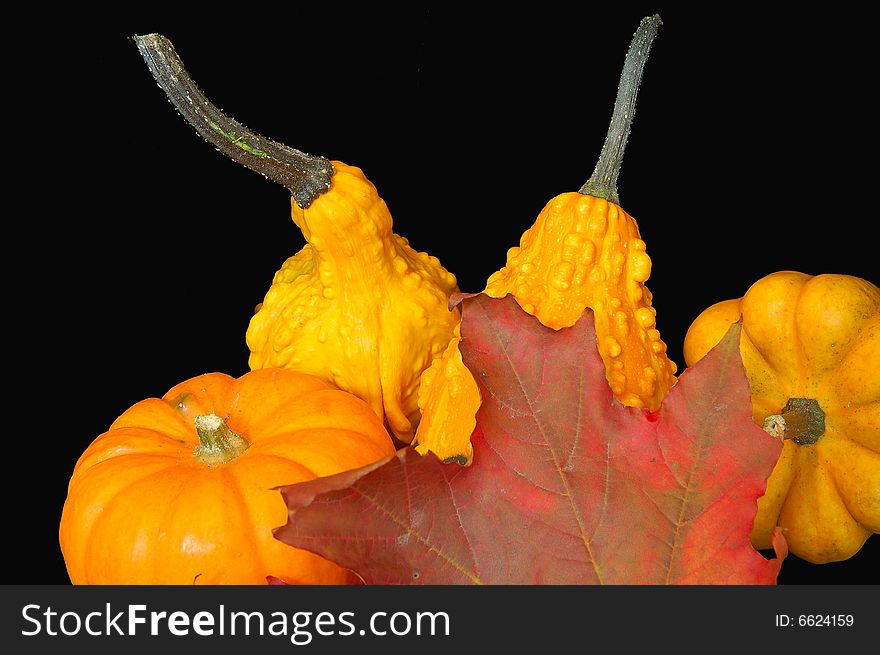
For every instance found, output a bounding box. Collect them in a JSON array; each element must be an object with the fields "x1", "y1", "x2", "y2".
[
  {"x1": 413, "y1": 320, "x2": 481, "y2": 463},
  {"x1": 245, "y1": 160, "x2": 459, "y2": 441},
  {"x1": 136, "y1": 35, "x2": 459, "y2": 442},
  {"x1": 415, "y1": 16, "x2": 676, "y2": 462},
  {"x1": 483, "y1": 194, "x2": 674, "y2": 410},
  {"x1": 684, "y1": 271, "x2": 879, "y2": 563}
]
